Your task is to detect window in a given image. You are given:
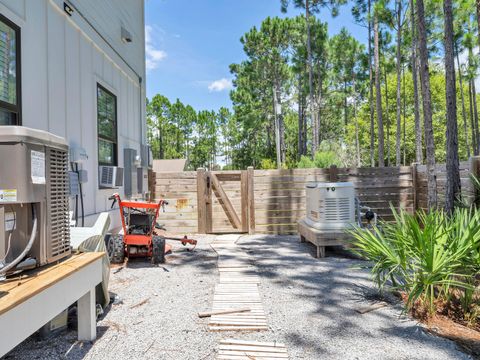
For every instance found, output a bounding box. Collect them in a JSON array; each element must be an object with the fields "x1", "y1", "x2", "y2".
[
  {"x1": 97, "y1": 84, "x2": 117, "y2": 166},
  {"x1": 0, "y1": 14, "x2": 21, "y2": 125}
]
